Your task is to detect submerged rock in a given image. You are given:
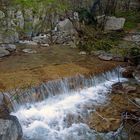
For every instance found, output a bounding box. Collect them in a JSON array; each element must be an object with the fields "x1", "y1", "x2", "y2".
[
  {"x1": 22, "y1": 48, "x2": 37, "y2": 54},
  {"x1": 0, "y1": 115, "x2": 23, "y2": 140}
]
